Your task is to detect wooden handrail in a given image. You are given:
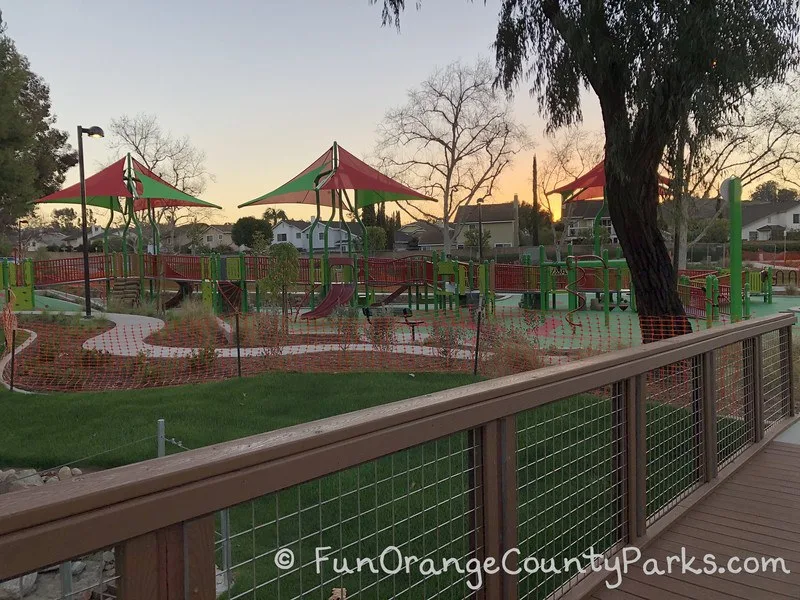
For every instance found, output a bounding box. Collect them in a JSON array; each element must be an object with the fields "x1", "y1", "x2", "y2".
[{"x1": 0, "y1": 313, "x2": 794, "y2": 579}]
